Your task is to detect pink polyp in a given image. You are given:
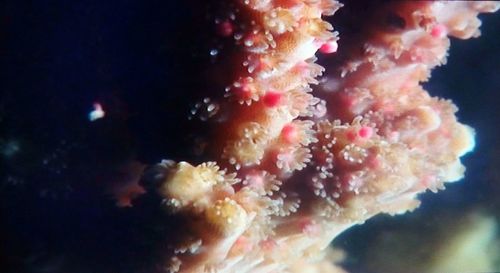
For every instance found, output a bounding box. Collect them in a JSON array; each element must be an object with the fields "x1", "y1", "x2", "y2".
[
  {"x1": 263, "y1": 91, "x2": 282, "y2": 107},
  {"x1": 319, "y1": 40, "x2": 338, "y2": 54},
  {"x1": 358, "y1": 126, "x2": 373, "y2": 139},
  {"x1": 430, "y1": 24, "x2": 447, "y2": 38},
  {"x1": 281, "y1": 124, "x2": 298, "y2": 144}
]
